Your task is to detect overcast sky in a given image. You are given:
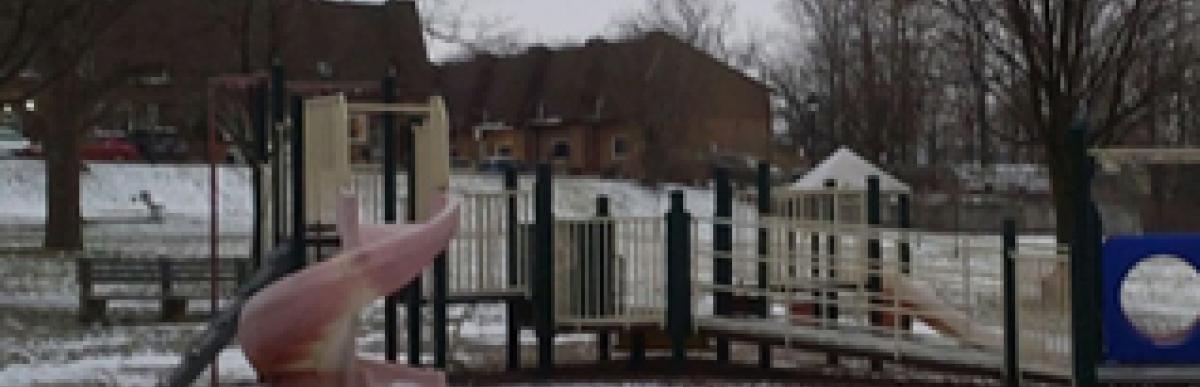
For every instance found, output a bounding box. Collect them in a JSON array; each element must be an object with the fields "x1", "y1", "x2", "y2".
[{"x1": 413, "y1": 0, "x2": 786, "y2": 61}]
